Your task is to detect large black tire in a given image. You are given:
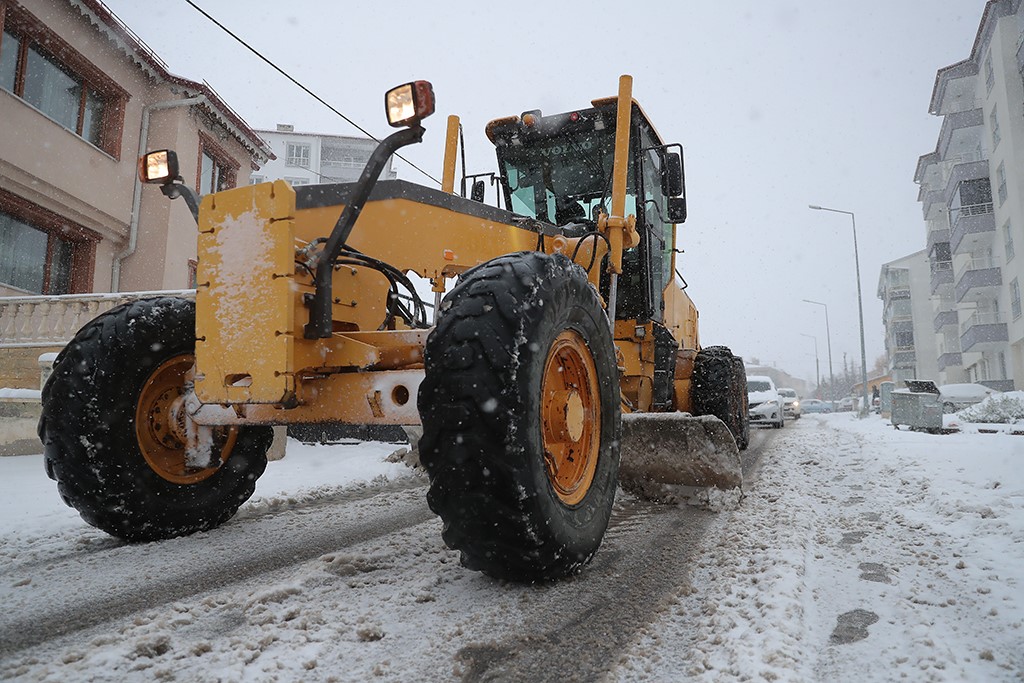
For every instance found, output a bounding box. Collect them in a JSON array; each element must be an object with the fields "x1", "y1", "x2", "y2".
[
  {"x1": 691, "y1": 345, "x2": 749, "y2": 451},
  {"x1": 39, "y1": 297, "x2": 272, "y2": 542},
  {"x1": 418, "y1": 252, "x2": 621, "y2": 582}
]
